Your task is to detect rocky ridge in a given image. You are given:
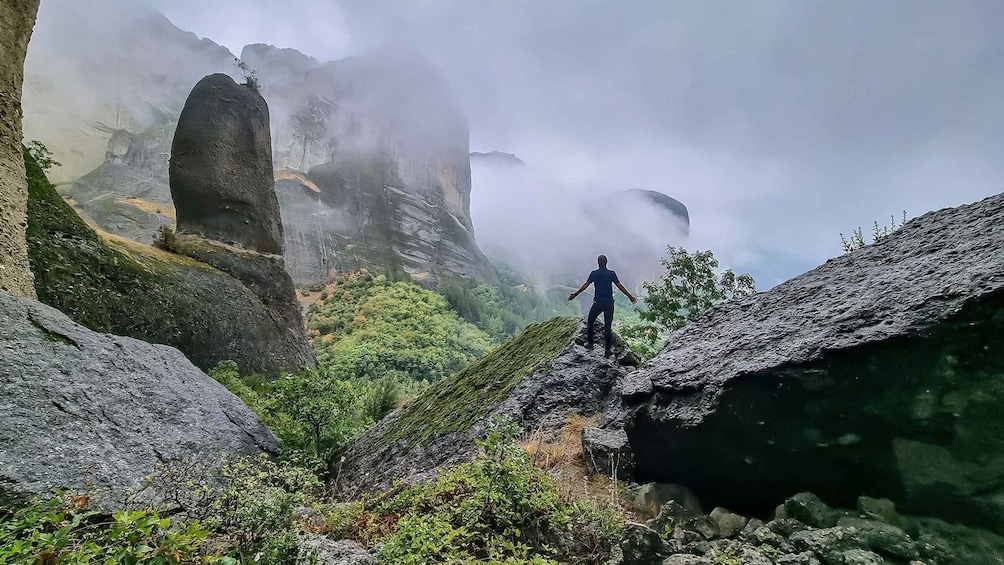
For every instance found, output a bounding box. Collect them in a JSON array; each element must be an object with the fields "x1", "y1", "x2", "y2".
[{"x1": 335, "y1": 317, "x2": 641, "y2": 495}]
